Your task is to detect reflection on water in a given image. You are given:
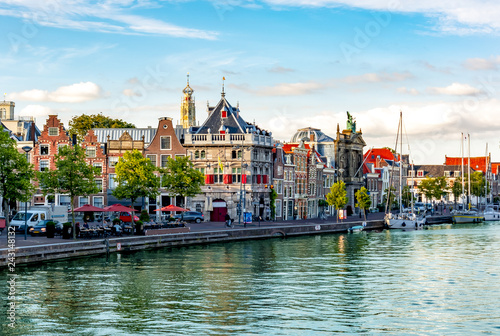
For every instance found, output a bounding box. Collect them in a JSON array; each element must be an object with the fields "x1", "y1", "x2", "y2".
[{"x1": 2, "y1": 223, "x2": 500, "y2": 335}]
